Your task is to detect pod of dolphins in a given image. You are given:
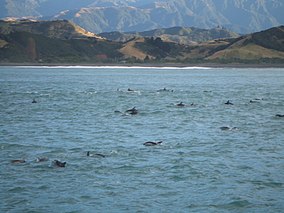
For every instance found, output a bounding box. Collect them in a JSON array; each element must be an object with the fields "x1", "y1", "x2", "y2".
[{"x1": 11, "y1": 88, "x2": 283, "y2": 166}]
